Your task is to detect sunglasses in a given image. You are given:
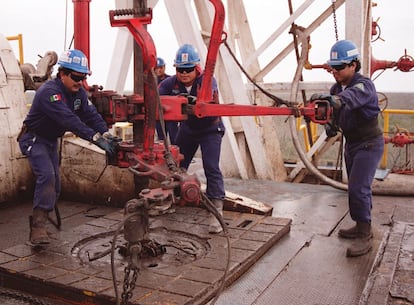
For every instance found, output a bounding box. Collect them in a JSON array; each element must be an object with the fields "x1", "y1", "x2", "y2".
[
  {"x1": 330, "y1": 64, "x2": 348, "y2": 71},
  {"x1": 176, "y1": 66, "x2": 196, "y2": 74},
  {"x1": 69, "y1": 73, "x2": 87, "y2": 82}
]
